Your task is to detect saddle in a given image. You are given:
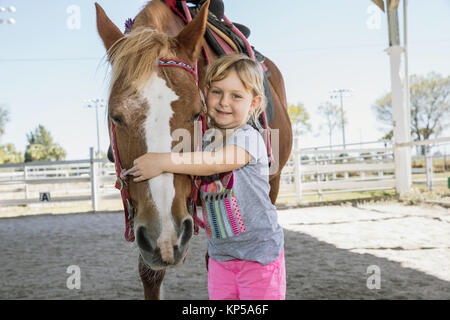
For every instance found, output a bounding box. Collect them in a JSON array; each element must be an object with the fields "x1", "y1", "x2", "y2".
[{"x1": 162, "y1": 0, "x2": 275, "y2": 127}]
